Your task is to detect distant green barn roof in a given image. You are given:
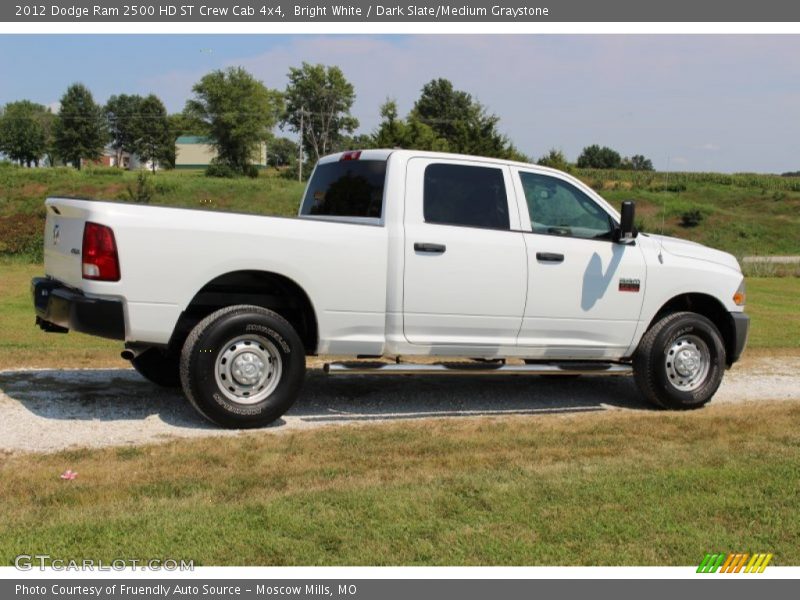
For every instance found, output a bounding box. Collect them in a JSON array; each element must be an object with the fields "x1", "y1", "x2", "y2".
[{"x1": 176, "y1": 136, "x2": 214, "y2": 144}]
